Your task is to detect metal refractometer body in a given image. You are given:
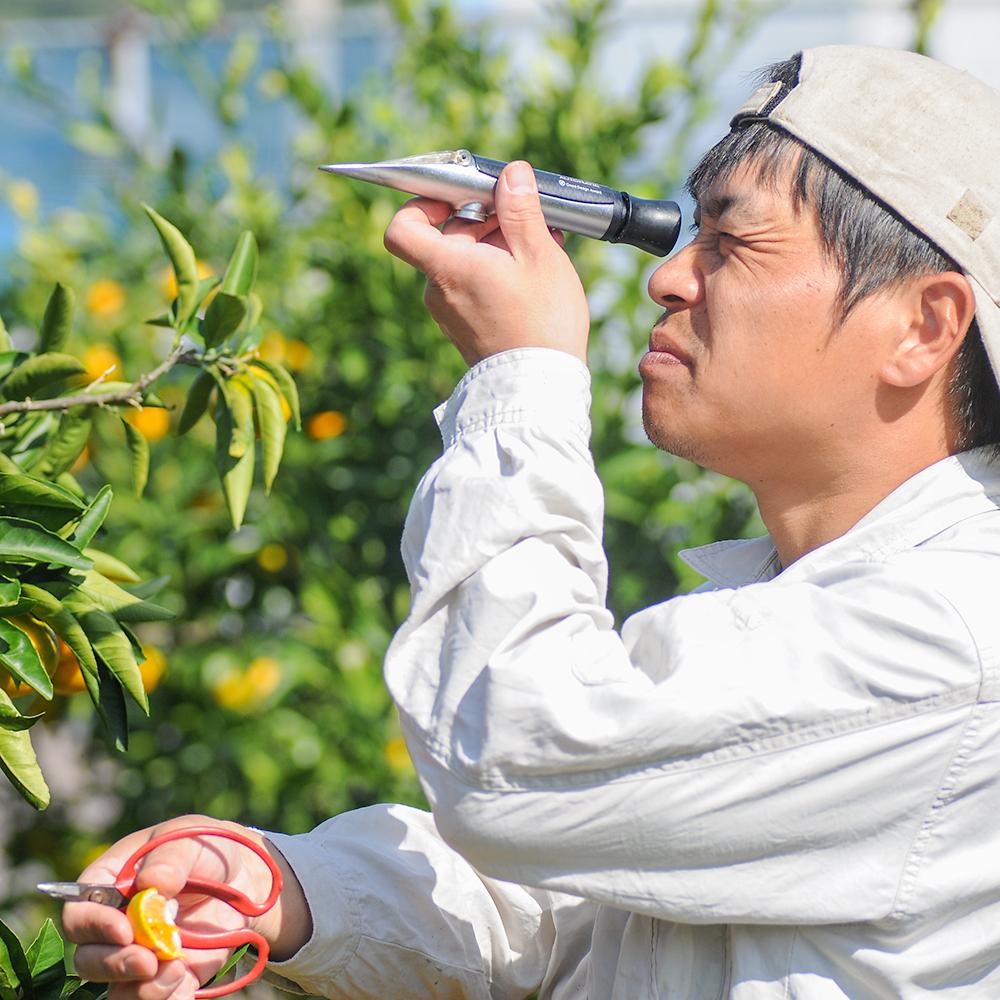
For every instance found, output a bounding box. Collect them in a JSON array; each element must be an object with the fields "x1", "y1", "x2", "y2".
[{"x1": 319, "y1": 149, "x2": 682, "y2": 257}]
